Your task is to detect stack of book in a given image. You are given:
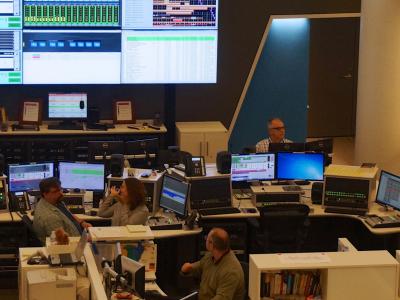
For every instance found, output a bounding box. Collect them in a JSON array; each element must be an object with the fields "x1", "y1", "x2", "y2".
[{"x1": 260, "y1": 270, "x2": 321, "y2": 300}]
